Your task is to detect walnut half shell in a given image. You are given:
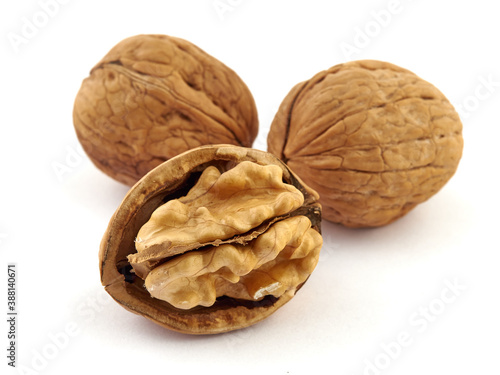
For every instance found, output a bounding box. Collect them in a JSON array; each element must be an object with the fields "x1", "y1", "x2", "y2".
[{"x1": 99, "y1": 145, "x2": 322, "y2": 334}]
